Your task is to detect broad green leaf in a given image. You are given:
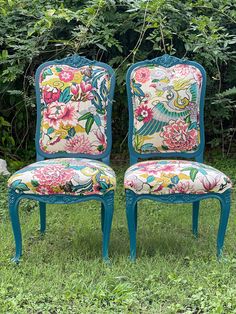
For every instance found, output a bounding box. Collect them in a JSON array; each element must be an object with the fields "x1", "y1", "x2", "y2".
[
  {"x1": 161, "y1": 145, "x2": 169, "y2": 151},
  {"x1": 31, "y1": 180, "x2": 39, "y2": 187},
  {"x1": 78, "y1": 112, "x2": 92, "y2": 121},
  {"x1": 190, "y1": 169, "x2": 198, "y2": 181},
  {"x1": 85, "y1": 116, "x2": 94, "y2": 134},
  {"x1": 181, "y1": 167, "x2": 195, "y2": 172},
  {"x1": 55, "y1": 67, "x2": 62, "y2": 72}
]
